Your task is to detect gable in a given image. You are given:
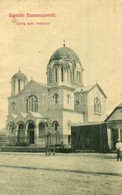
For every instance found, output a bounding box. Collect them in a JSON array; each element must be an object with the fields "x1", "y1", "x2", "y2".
[
  {"x1": 105, "y1": 107, "x2": 122, "y2": 122},
  {"x1": 14, "y1": 113, "x2": 26, "y2": 123},
  {"x1": 75, "y1": 83, "x2": 107, "y2": 99},
  {"x1": 88, "y1": 85, "x2": 106, "y2": 101},
  {"x1": 6, "y1": 114, "x2": 17, "y2": 123},
  {"x1": 88, "y1": 84, "x2": 107, "y2": 99}
]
